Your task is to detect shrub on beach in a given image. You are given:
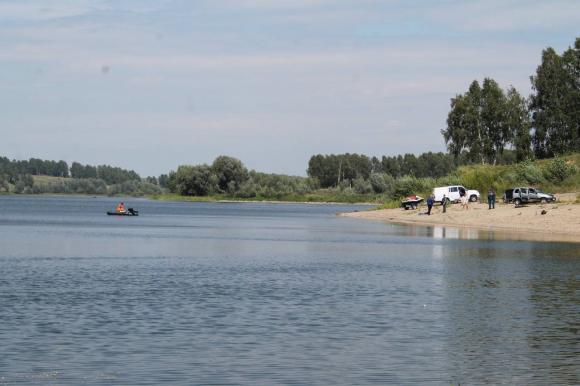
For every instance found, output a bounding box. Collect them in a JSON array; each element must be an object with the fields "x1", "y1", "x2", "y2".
[
  {"x1": 514, "y1": 160, "x2": 544, "y2": 185},
  {"x1": 543, "y1": 157, "x2": 578, "y2": 182},
  {"x1": 457, "y1": 164, "x2": 504, "y2": 193},
  {"x1": 393, "y1": 176, "x2": 428, "y2": 198}
]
